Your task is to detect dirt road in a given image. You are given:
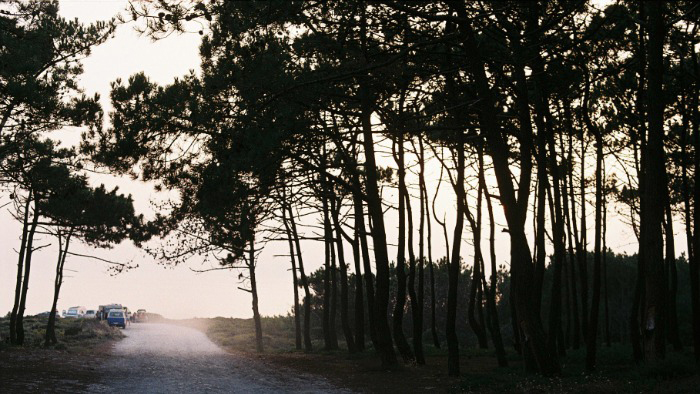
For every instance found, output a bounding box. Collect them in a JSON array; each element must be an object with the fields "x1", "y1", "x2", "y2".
[{"x1": 87, "y1": 323, "x2": 348, "y2": 393}]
